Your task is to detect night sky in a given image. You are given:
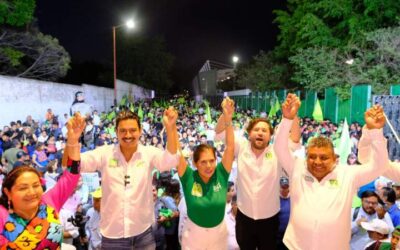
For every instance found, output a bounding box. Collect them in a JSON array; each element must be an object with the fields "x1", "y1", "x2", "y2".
[{"x1": 35, "y1": 0, "x2": 286, "y2": 91}]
